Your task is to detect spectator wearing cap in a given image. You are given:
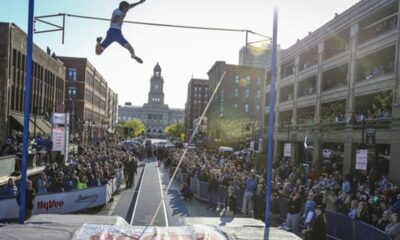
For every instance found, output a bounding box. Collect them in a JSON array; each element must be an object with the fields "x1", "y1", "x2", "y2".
[
  {"x1": 303, "y1": 205, "x2": 326, "y2": 240},
  {"x1": 242, "y1": 174, "x2": 257, "y2": 216}
]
